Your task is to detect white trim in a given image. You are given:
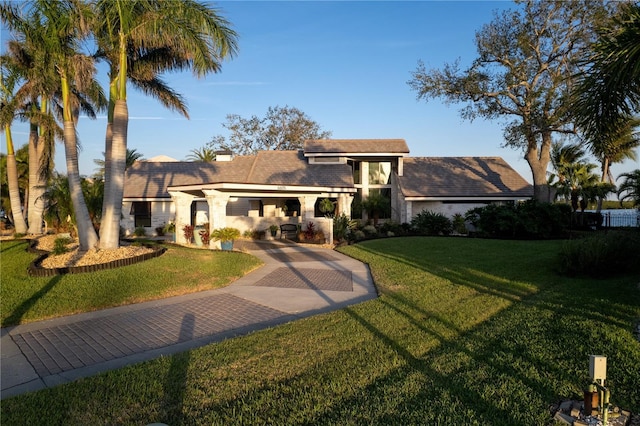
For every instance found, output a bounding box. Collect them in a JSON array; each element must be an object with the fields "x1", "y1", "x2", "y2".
[
  {"x1": 305, "y1": 152, "x2": 408, "y2": 158},
  {"x1": 123, "y1": 197, "x2": 170, "y2": 202},
  {"x1": 308, "y1": 156, "x2": 347, "y2": 164},
  {"x1": 404, "y1": 196, "x2": 529, "y2": 202},
  {"x1": 168, "y1": 182, "x2": 357, "y2": 194}
]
